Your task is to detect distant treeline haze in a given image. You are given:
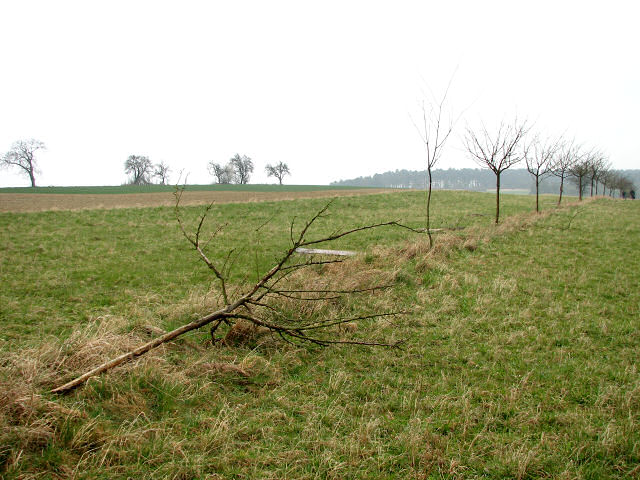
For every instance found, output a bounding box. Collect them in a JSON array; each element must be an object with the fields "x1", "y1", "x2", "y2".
[{"x1": 332, "y1": 168, "x2": 640, "y2": 195}]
